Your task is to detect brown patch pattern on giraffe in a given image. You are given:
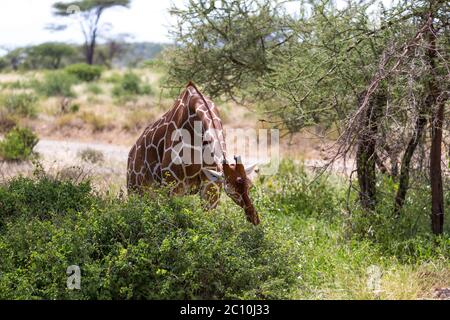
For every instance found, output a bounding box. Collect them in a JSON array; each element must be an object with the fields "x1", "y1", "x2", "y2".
[{"x1": 127, "y1": 82, "x2": 260, "y2": 225}]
